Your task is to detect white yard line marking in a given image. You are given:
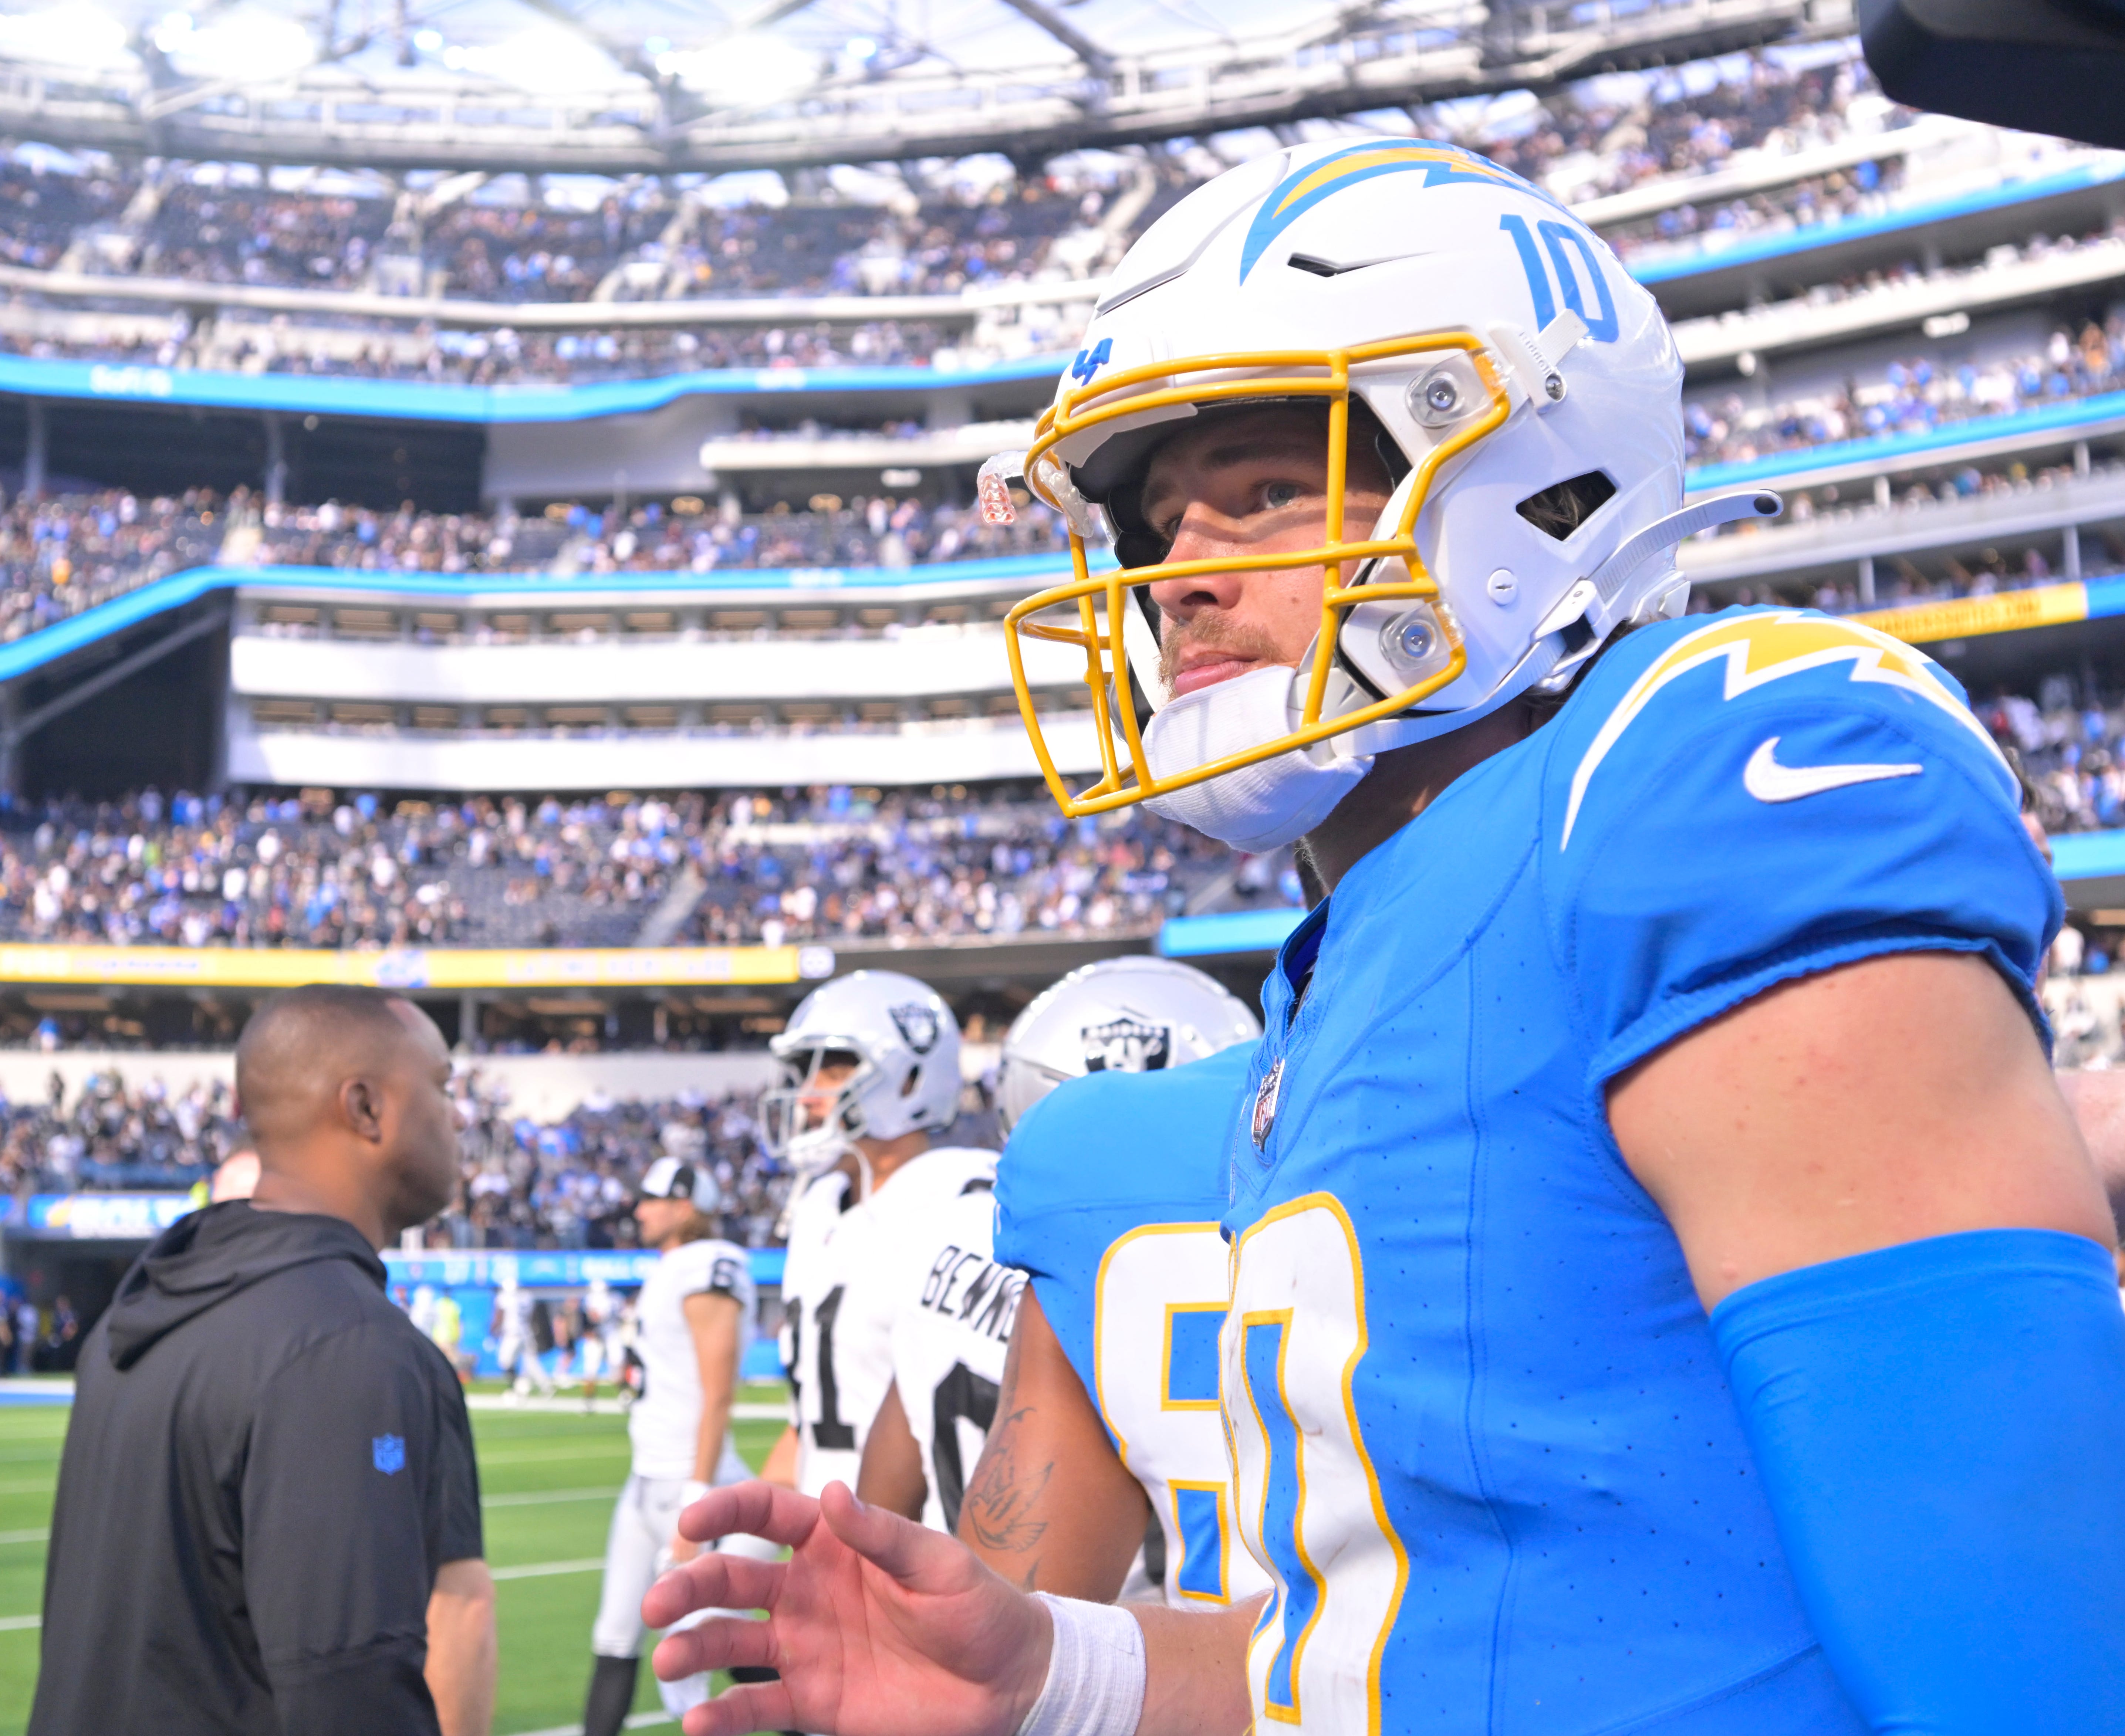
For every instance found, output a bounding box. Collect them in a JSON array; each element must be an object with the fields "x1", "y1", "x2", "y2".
[
  {"x1": 474, "y1": 1446, "x2": 632, "y2": 1467},
  {"x1": 488, "y1": 1557, "x2": 607, "y2": 1581},
  {"x1": 466, "y1": 1397, "x2": 785, "y2": 1421},
  {"x1": 483, "y1": 1486, "x2": 622, "y2": 1509},
  {"x1": 0, "y1": 1528, "x2": 48, "y2": 1544},
  {"x1": 0, "y1": 1614, "x2": 40, "y2": 1633}
]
